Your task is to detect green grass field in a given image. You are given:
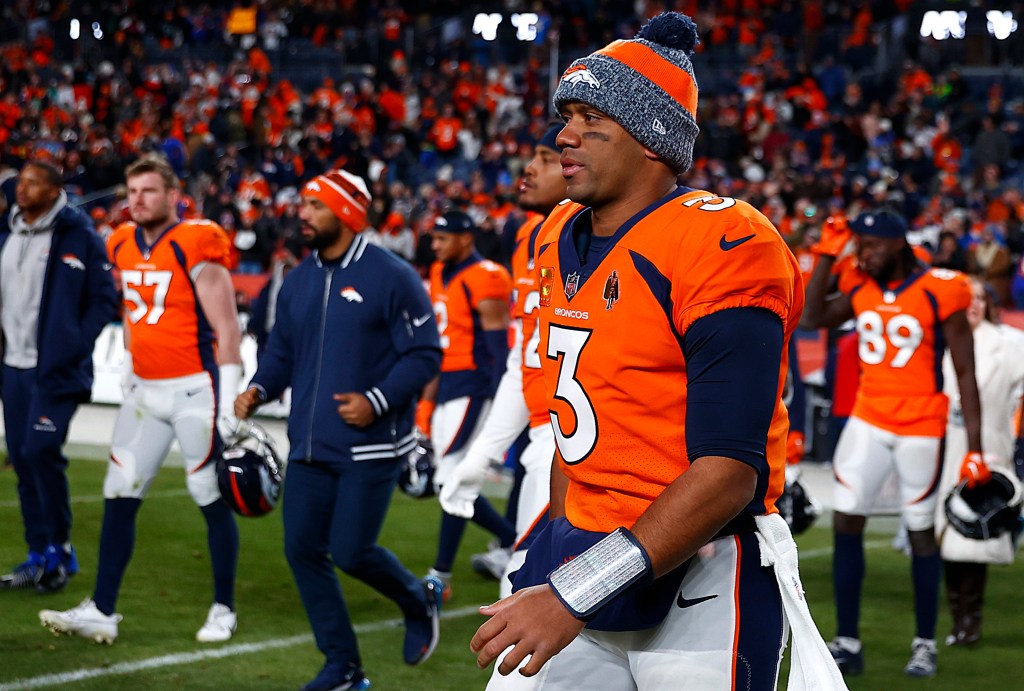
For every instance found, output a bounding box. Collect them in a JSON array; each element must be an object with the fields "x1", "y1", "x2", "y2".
[{"x1": 1, "y1": 458, "x2": 1023, "y2": 690}]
